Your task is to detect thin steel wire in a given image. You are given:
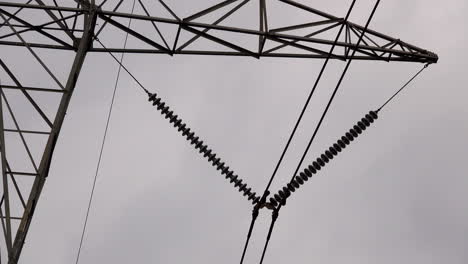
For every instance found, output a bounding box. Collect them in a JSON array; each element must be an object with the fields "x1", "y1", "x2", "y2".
[
  {"x1": 378, "y1": 63, "x2": 430, "y2": 112},
  {"x1": 74, "y1": 1, "x2": 136, "y2": 263},
  {"x1": 95, "y1": 38, "x2": 149, "y2": 94}
]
